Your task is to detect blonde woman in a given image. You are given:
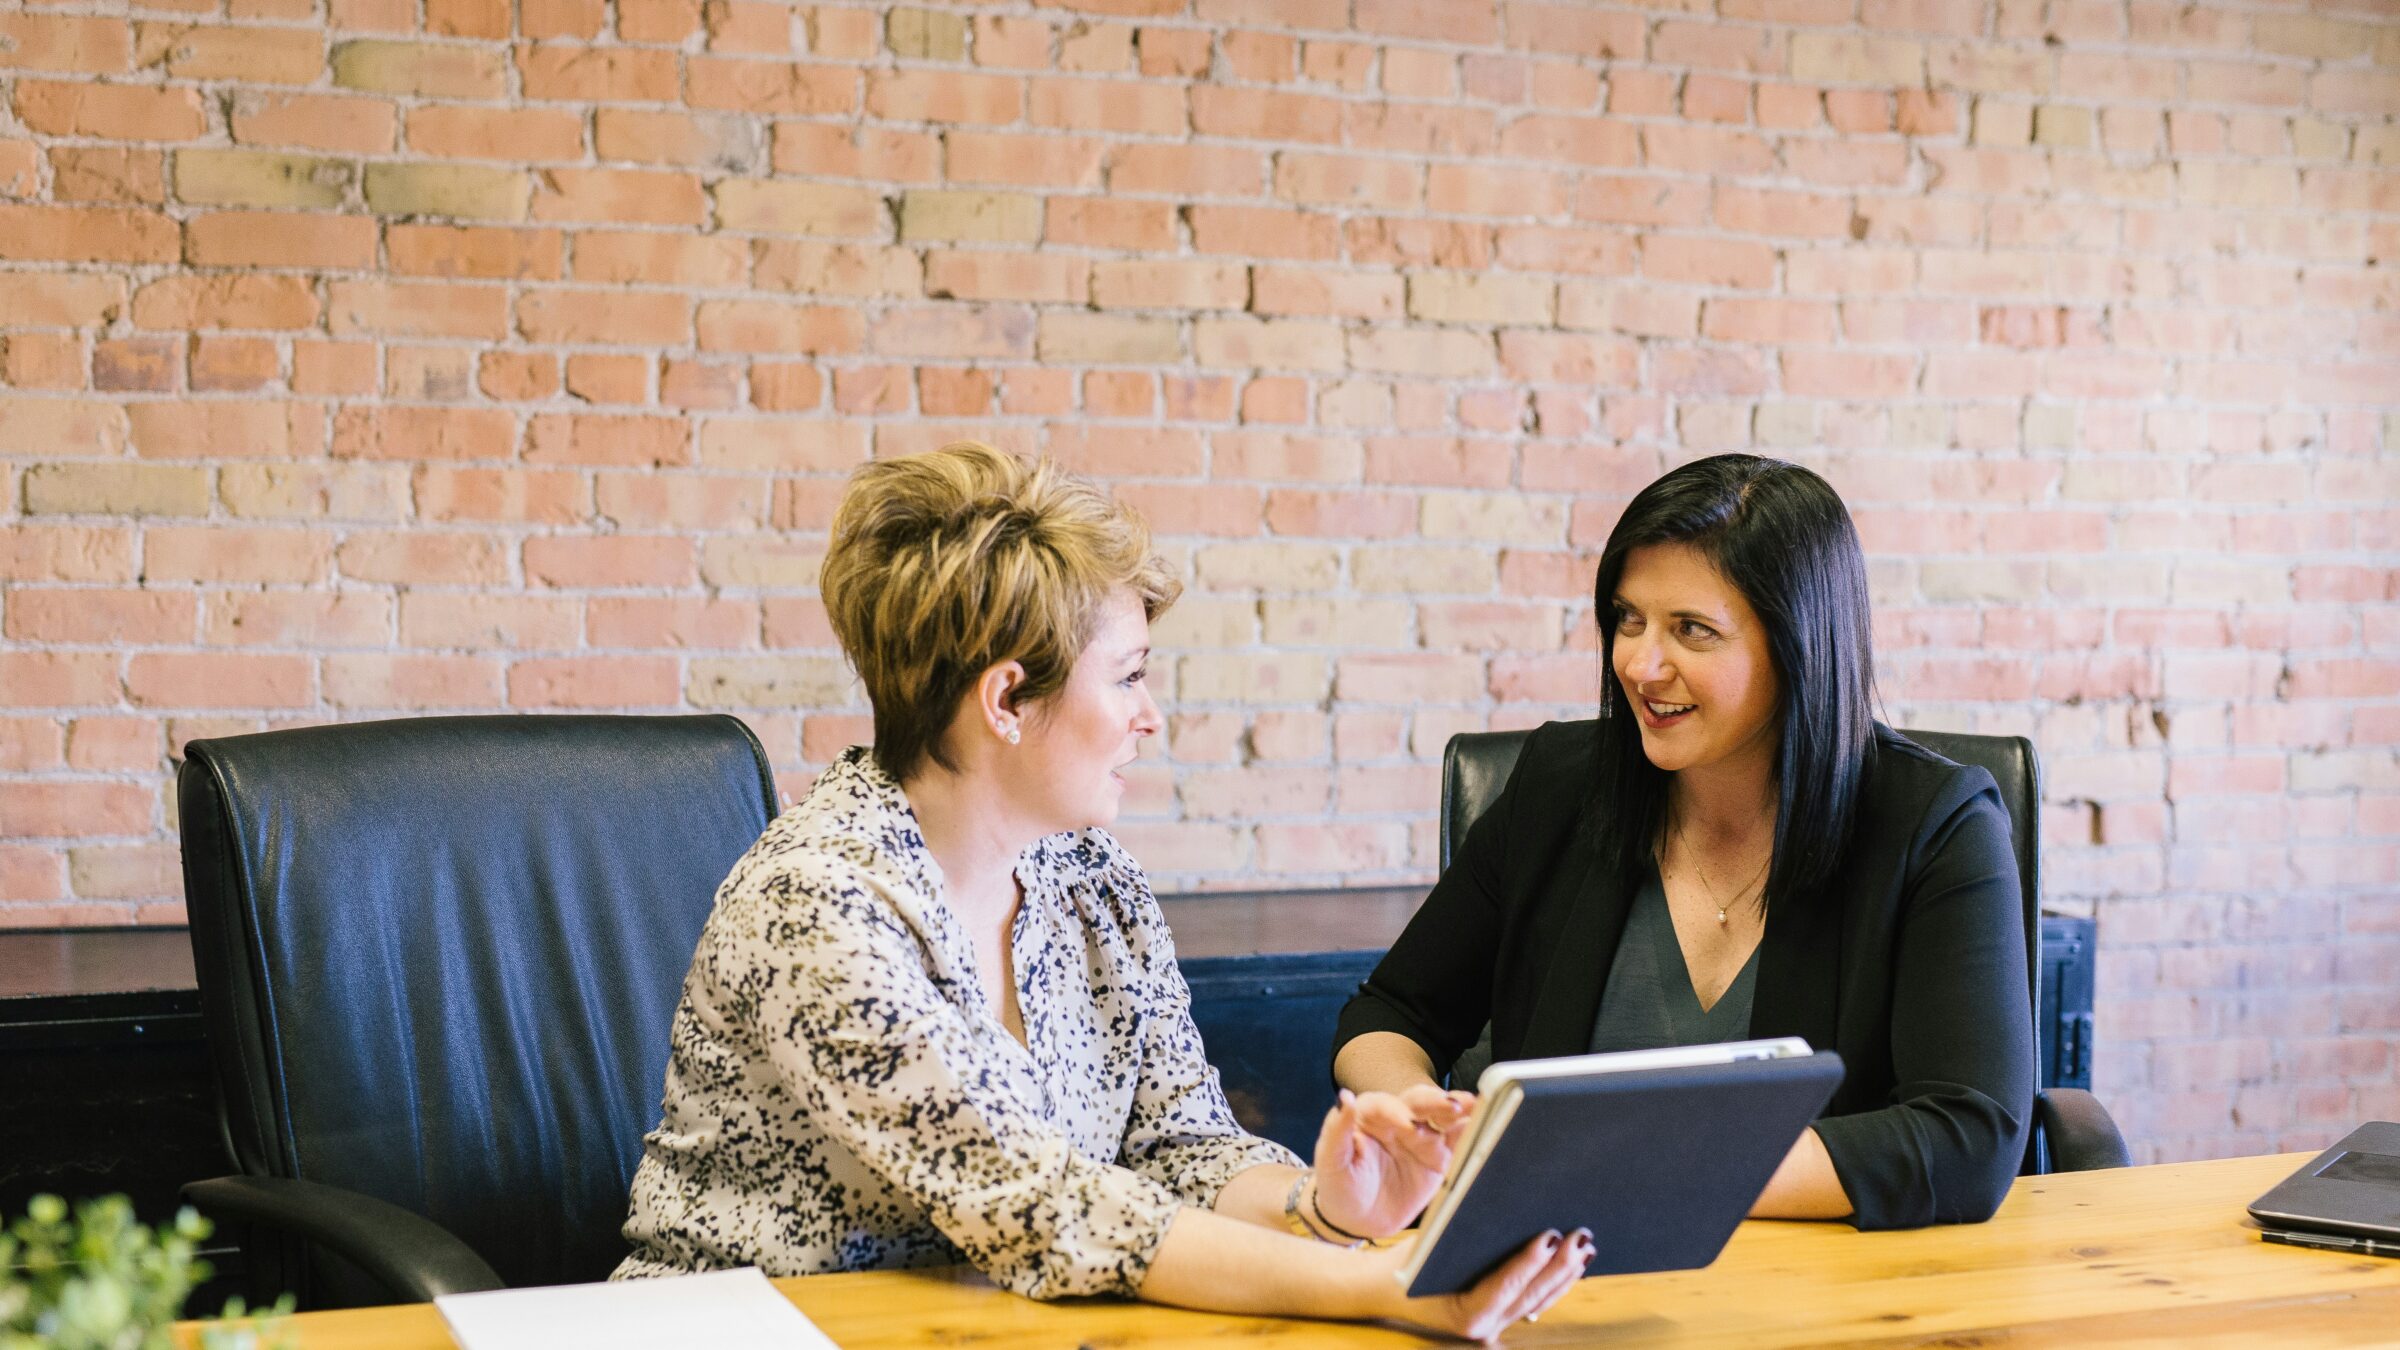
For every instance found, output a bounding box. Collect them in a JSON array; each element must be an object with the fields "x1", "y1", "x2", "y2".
[{"x1": 616, "y1": 443, "x2": 1585, "y2": 1340}]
